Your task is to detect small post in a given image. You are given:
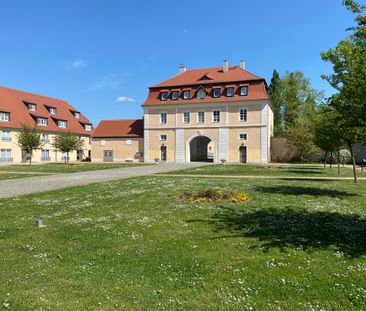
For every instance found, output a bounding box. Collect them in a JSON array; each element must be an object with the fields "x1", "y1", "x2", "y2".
[{"x1": 35, "y1": 219, "x2": 46, "y2": 228}]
